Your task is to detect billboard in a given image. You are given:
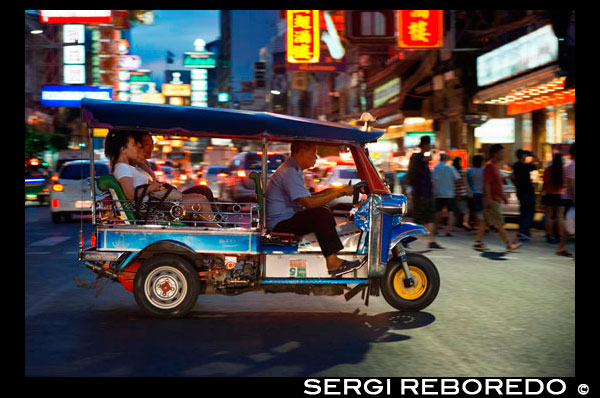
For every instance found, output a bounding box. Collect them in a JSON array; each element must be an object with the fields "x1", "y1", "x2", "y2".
[
  {"x1": 41, "y1": 85, "x2": 112, "y2": 107},
  {"x1": 39, "y1": 10, "x2": 112, "y2": 24}
]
